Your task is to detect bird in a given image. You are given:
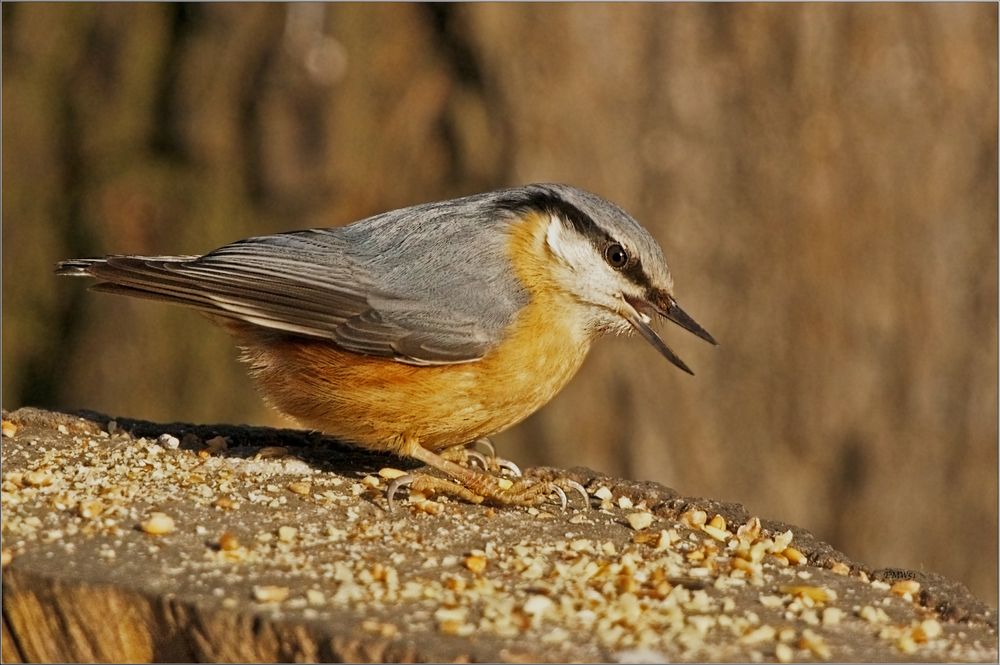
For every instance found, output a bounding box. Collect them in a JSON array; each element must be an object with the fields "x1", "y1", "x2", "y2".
[{"x1": 56, "y1": 183, "x2": 716, "y2": 508}]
